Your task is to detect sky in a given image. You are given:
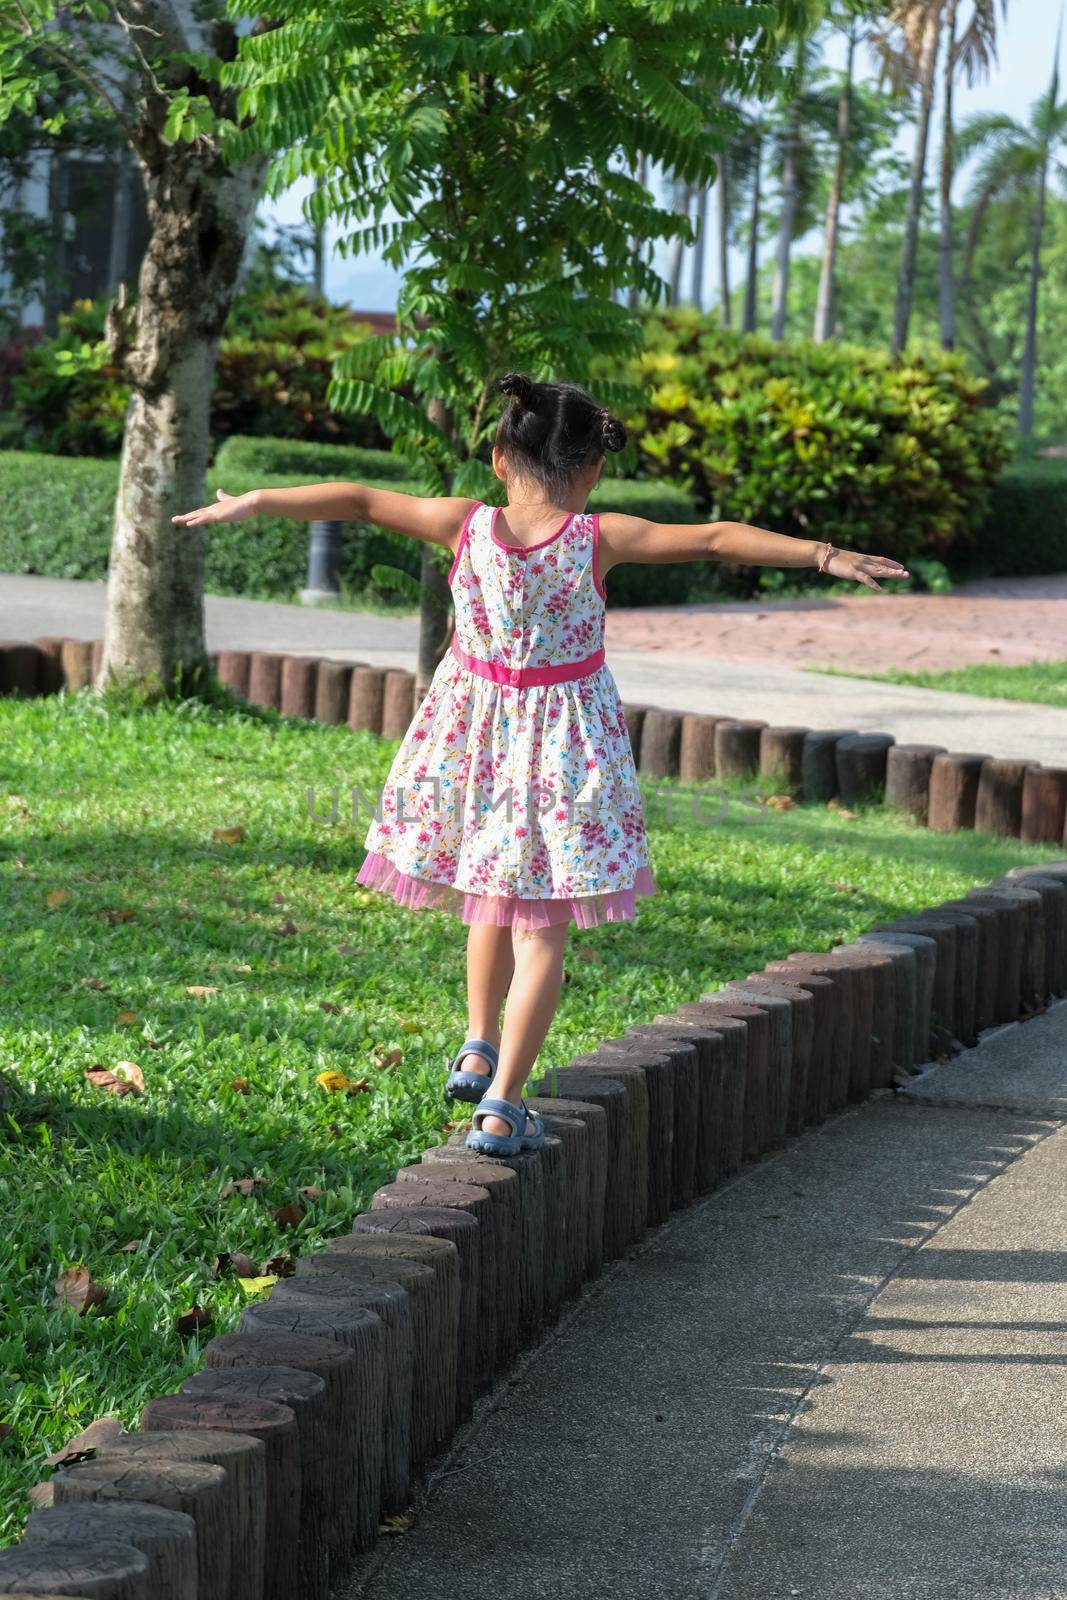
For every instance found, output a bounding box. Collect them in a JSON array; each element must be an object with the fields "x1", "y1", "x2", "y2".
[{"x1": 261, "y1": 0, "x2": 1059, "y2": 313}]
